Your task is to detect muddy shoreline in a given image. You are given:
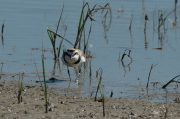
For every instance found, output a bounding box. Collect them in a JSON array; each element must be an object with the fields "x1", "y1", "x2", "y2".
[{"x1": 0, "y1": 80, "x2": 180, "y2": 119}]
